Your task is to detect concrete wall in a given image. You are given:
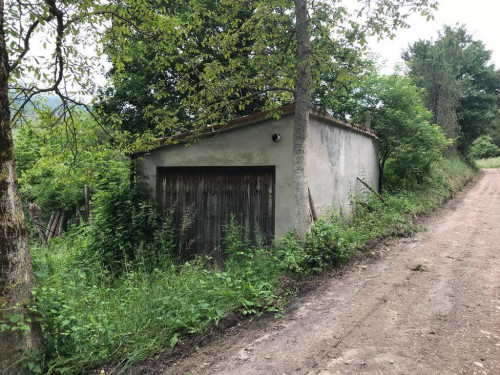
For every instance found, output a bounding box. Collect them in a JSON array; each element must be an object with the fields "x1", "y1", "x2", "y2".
[
  {"x1": 136, "y1": 109, "x2": 379, "y2": 239},
  {"x1": 135, "y1": 115, "x2": 296, "y2": 237},
  {"x1": 306, "y1": 113, "x2": 379, "y2": 217}
]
